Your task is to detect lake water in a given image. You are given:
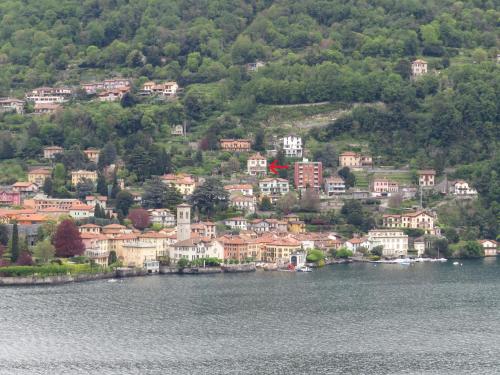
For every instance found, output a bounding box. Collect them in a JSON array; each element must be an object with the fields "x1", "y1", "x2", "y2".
[{"x1": 1, "y1": 259, "x2": 500, "y2": 374}]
